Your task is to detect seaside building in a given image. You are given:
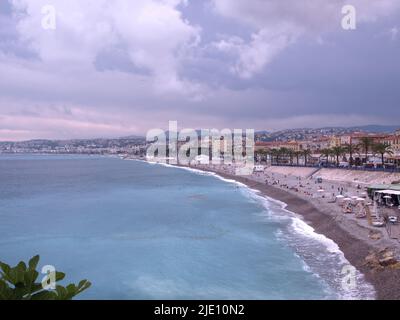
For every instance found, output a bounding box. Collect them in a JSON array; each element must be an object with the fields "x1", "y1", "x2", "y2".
[
  {"x1": 349, "y1": 133, "x2": 389, "y2": 145},
  {"x1": 339, "y1": 135, "x2": 352, "y2": 145},
  {"x1": 298, "y1": 137, "x2": 330, "y2": 152},
  {"x1": 328, "y1": 136, "x2": 342, "y2": 148},
  {"x1": 367, "y1": 184, "x2": 400, "y2": 198},
  {"x1": 298, "y1": 141, "x2": 312, "y2": 151},
  {"x1": 390, "y1": 130, "x2": 400, "y2": 154},
  {"x1": 380, "y1": 134, "x2": 398, "y2": 154},
  {"x1": 382, "y1": 130, "x2": 400, "y2": 167},
  {"x1": 255, "y1": 141, "x2": 300, "y2": 152},
  {"x1": 280, "y1": 141, "x2": 300, "y2": 152}
]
